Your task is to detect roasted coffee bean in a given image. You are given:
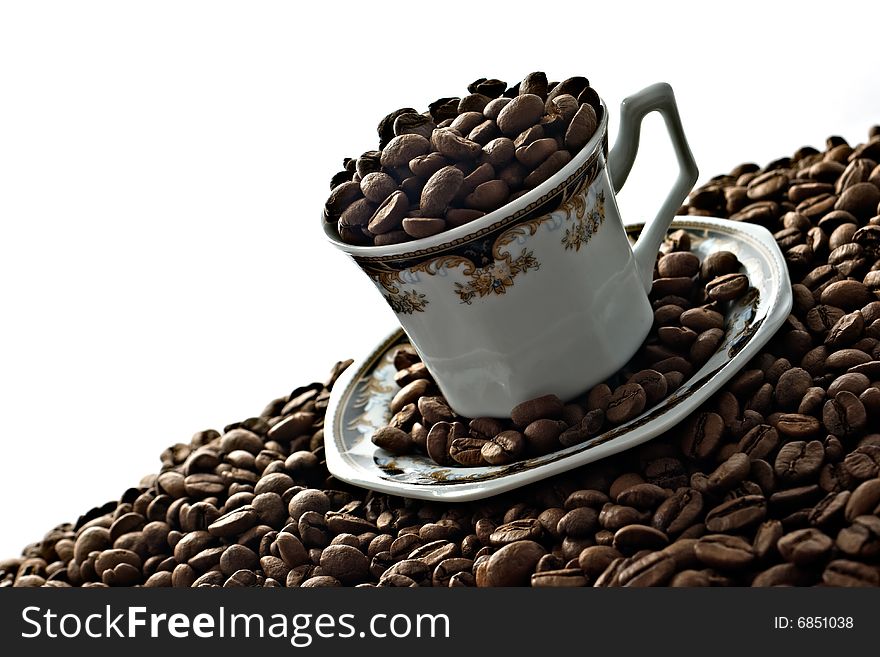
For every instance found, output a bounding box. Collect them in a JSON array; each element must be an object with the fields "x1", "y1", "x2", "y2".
[
  {"x1": 652, "y1": 488, "x2": 703, "y2": 535},
  {"x1": 706, "y1": 273, "x2": 749, "y2": 301},
  {"x1": 606, "y1": 384, "x2": 647, "y2": 424},
  {"x1": 694, "y1": 534, "x2": 755, "y2": 570},
  {"x1": 481, "y1": 540, "x2": 544, "y2": 586},
  {"x1": 616, "y1": 483, "x2": 668, "y2": 510},
  {"x1": 774, "y1": 440, "x2": 825, "y2": 483},
  {"x1": 616, "y1": 550, "x2": 675, "y2": 587},
  {"x1": 497, "y1": 94, "x2": 545, "y2": 136},
  {"x1": 490, "y1": 519, "x2": 543, "y2": 546},
  {"x1": 449, "y1": 437, "x2": 487, "y2": 466},
  {"x1": 823, "y1": 391, "x2": 867, "y2": 437},
  {"x1": 777, "y1": 527, "x2": 833, "y2": 565},
  {"x1": 511, "y1": 394, "x2": 564, "y2": 427},
  {"x1": 480, "y1": 430, "x2": 526, "y2": 465},
  {"x1": 705, "y1": 495, "x2": 767, "y2": 533},
  {"x1": 738, "y1": 424, "x2": 779, "y2": 461},
  {"x1": 565, "y1": 104, "x2": 597, "y2": 151},
  {"x1": 371, "y1": 426, "x2": 412, "y2": 456},
  {"x1": 845, "y1": 479, "x2": 880, "y2": 521},
  {"x1": 524, "y1": 150, "x2": 571, "y2": 189},
  {"x1": 822, "y1": 559, "x2": 880, "y2": 587},
  {"x1": 523, "y1": 419, "x2": 566, "y2": 454},
  {"x1": 426, "y1": 422, "x2": 457, "y2": 466},
  {"x1": 707, "y1": 453, "x2": 751, "y2": 491},
  {"x1": 530, "y1": 568, "x2": 588, "y2": 587},
  {"x1": 420, "y1": 165, "x2": 464, "y2": 216},
  {"x1": 681, "y1": 412, "x2": 725, "y2": 460},
  {"x1": 776, "y1": 413, "x2": 822, "y2": 438},
  {"x1": 556, "y1": 507, "x2": 599, "y2": 538},
  {"x1": 599, "y1": 504, "x2": 650, "y2": 531},
  {"x1": 613, "y1": 524, "x2": 668, "y2": 555},
  {"x1": 843, "y1": 446, "x2": 880, "y2": 480}
]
